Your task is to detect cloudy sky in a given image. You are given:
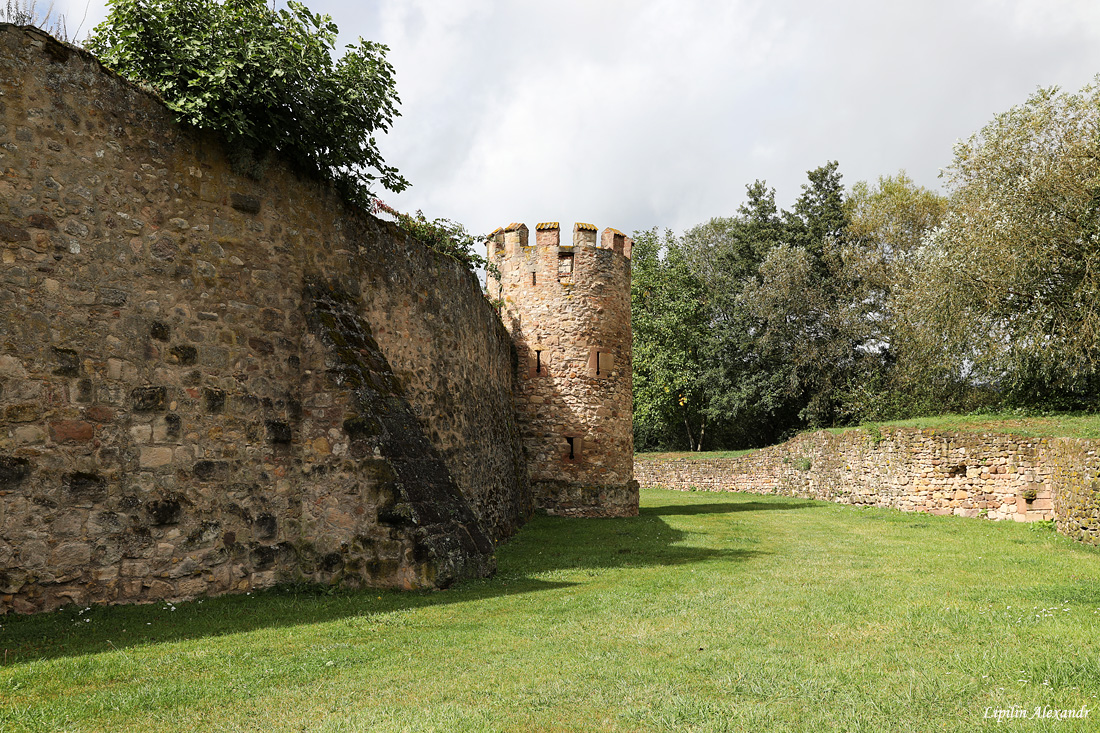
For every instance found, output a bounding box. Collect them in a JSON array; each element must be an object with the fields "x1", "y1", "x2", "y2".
[{"x1": 48, "y1": 0, "x2": 1100, "y2": 239}]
